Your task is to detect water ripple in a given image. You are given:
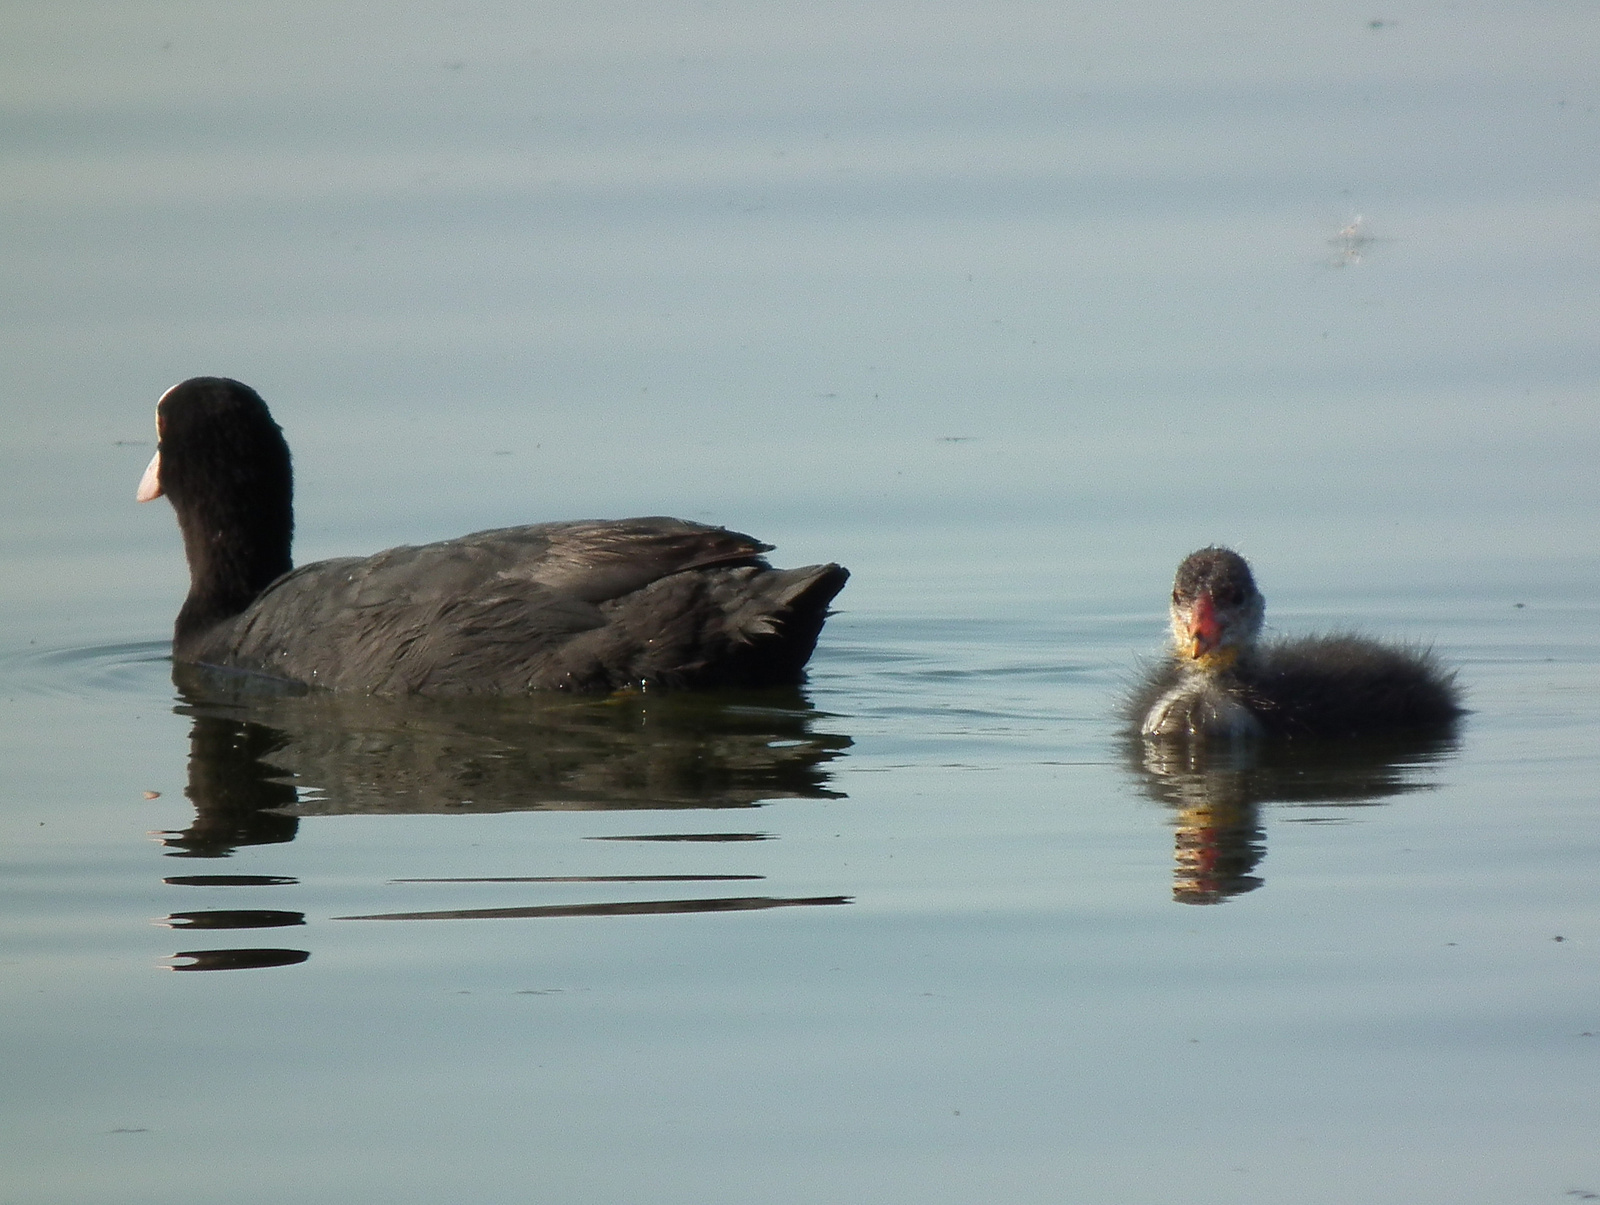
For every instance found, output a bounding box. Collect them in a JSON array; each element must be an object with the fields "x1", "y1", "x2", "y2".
[{"x1": 0, "y1": 639, "x2": 170, "y2": 700}]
